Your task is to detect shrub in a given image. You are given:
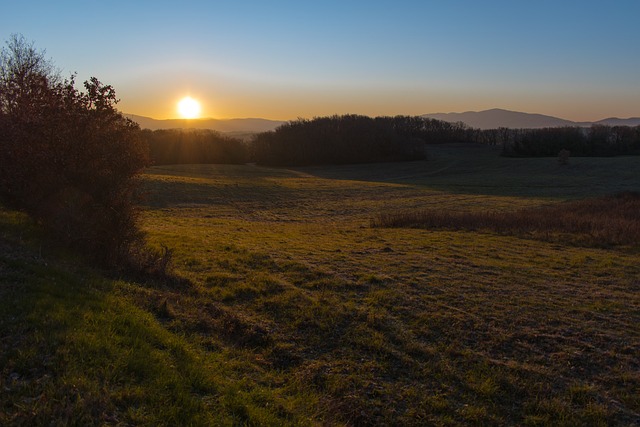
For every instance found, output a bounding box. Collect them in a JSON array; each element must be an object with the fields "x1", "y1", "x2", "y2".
[
  {"x1": 0, "y1": 34, "x2": 152, "y2": 269},
  {"x1": 558, "y1": 149, "x2": 570, "y2": 165}
]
